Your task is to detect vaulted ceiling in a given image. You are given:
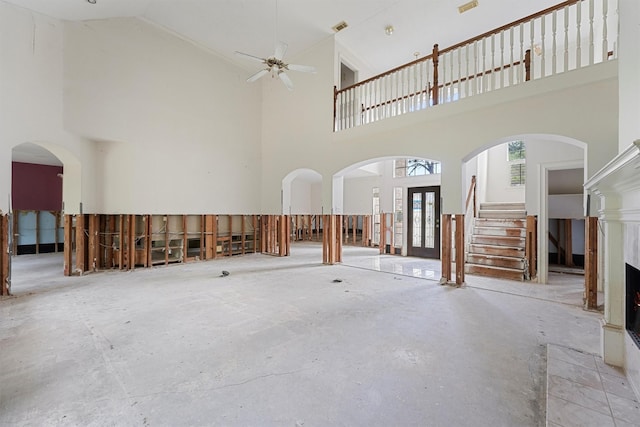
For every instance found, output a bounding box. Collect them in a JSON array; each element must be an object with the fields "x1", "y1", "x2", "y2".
[
  {"x1": 5, "y1": 0, "x2": 560, "y2": 73},
  {"x1": 6, "y1": 0, "x2": 561, "y2": 166}
]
